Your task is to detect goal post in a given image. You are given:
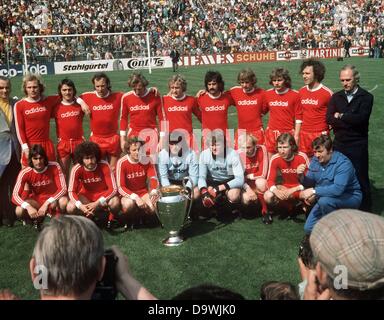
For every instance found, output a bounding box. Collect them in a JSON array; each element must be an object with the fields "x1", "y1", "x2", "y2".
[{"x1": 22, "y1": 31, "x2": 152, "y2": 75}]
